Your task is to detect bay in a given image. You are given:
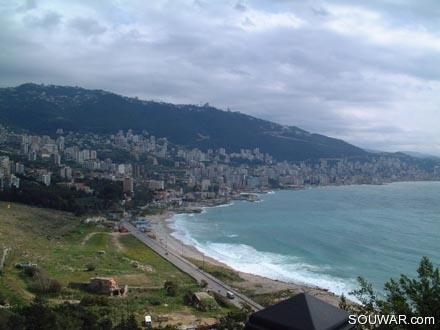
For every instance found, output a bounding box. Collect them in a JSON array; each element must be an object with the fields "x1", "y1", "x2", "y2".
[{"x1": 169, "y1": 182, "x2": 440, "y2": 297}]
